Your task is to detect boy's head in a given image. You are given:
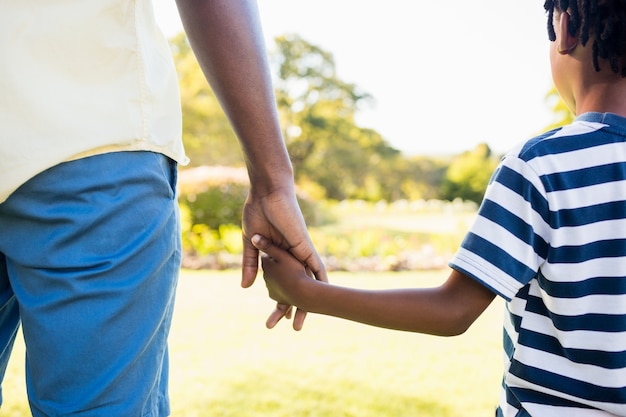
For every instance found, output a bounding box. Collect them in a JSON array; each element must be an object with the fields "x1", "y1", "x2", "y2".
[
  {"x1": 544, "y1": 0, "x2": 626, "y2": 76},
  {"x1": 544, "y1": 0, "x2": 626, "y2": 114}
]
